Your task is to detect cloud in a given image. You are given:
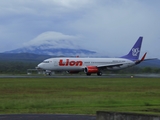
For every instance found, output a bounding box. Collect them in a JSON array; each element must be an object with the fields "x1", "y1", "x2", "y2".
[
  {"x1": 52, "y1": 0, "x2": 92, "y2": 8},
  {"x1": 0, "y1": 0, "x2": 92, "y2": 17},
  {"x1": 66, "y1": 0, "x2": 160, "y2": 57},
  {"x1": 0, "y1": 0, "x2": 160, "y2": 58},
  {"x1": 23, "y1": 31, "x2": 82, "y2": 49}
]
